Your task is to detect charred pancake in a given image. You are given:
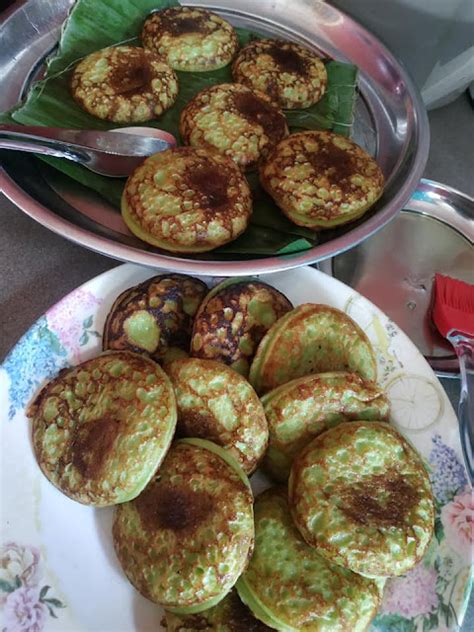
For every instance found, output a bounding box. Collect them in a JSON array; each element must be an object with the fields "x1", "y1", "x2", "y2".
[
  {"x1": 70, "y1": 45, "x2": 178, "y2": 123},
  {"x1": 232, "y1": 39, "x2": 327, "y2": 109},
  {"x1": 141, "y1": 7, "x2": 238, "y2": 72},
  {"x1": 289, "y1": 422, "x2": 435, "y2": 577},
  {"x1": 191, "y1": 278, "x2": 293, "y2": 377},
  {"x1": 164, "y1": 588, "x2": 272, "y2": 631},
  {"x1": 103, "y1": 274, "x2": 207, "y2": 364},
  {"x1": 259, "y1": 130, "x2": 385, "y2": 229},
  {"x1": 28, "y1": 351, "x2": 177, "y2": 506},
  {"x1": 262, "y1": 372, "x2": 390, "y2": 482},
  {"x1": 236, "y1": 487, "x2": 383, "y2": 631},
  {"x1": 166, "y1": 358, "x2": 268, "y2": 474},
  {"x1": 249, "y1": 304, "x2": 377, "y2": 395},
  {"x1": 113, "y1": 439, "x2": 254, "y2": 612},
  {"x1": 179, "y1": 83, "x2": 288, "y2": 170},
  {"x1": 121, "y1": 147, "x2": 252, "y2": 253}
]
